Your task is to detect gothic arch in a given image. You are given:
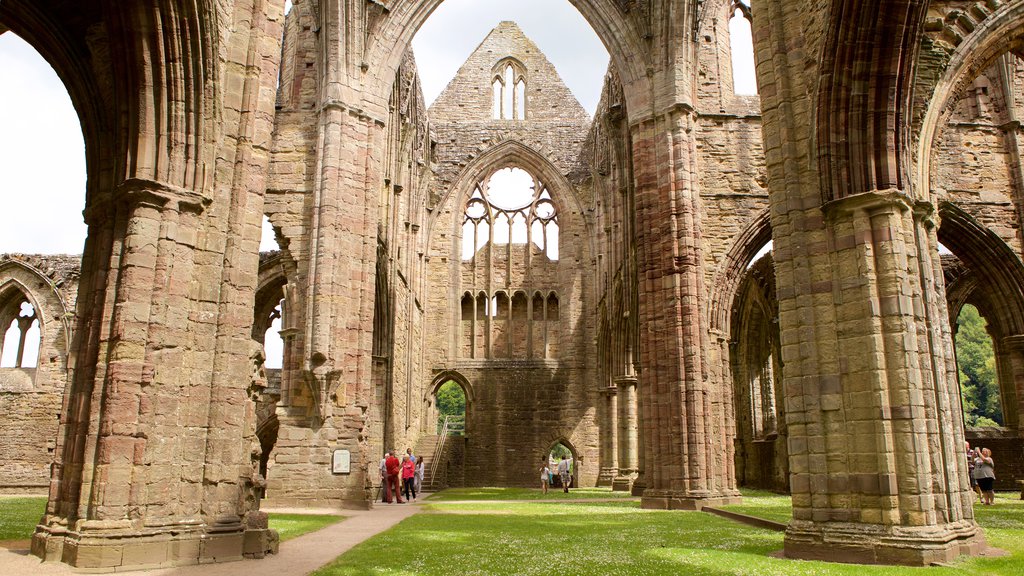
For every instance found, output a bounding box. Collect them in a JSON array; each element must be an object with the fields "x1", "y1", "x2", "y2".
[
  {"x1": 254, "y1": 253, "x2": 290, "y2": 341},
  {"x1": 816, "y1": 0, "x2": 928, "y2": 203},
  {"x1": 938, "y1": 202, "x2": 1024, "y2": 429},
  {"x1": 938, "y1": 202, "x2": 1024, "y2": 338},
  {"x1": 427, "y1": 139, "x2": 593, "y2": 252},
  {"x1": 360, "y1": 0, "x2": 650, "y2": 119},
  {"x1": 708, "y1": 208, "x2": 772, "y2": 335},
  {"x1": 427, "y1": 370, "x2": 476, "y2": 406},
  {"x1": 0, "y1": 259, "x2": 72, "y2": 379},
  {"x1": 917, "y1": 1, "x2": 1024, "y2": 197}
]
